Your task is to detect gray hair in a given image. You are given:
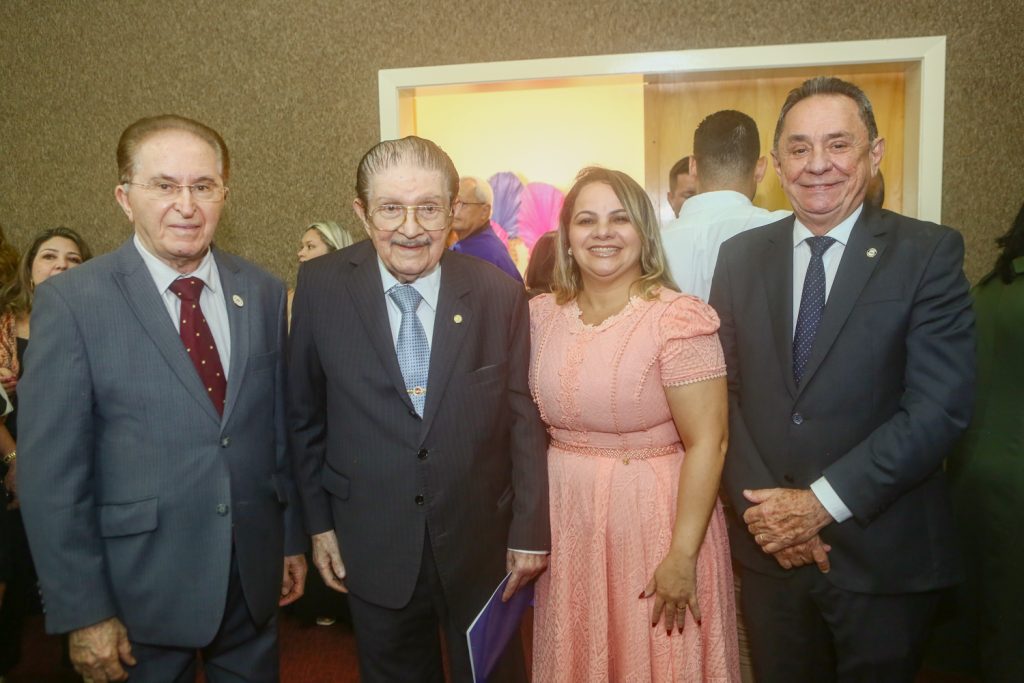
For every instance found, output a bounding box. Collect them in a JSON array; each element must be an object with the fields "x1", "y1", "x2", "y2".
[
  {"x1": 773, "y1": 76, "x2": 879, "y2": 150},
  {"x1": 355, "y1": 136, "x2": 459, "y2": 207},
  {"x1": 460, "y1": 176, "x2": 494, "y2": 205}
]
